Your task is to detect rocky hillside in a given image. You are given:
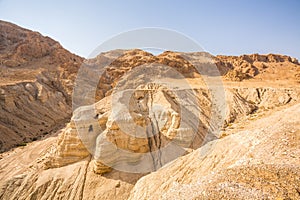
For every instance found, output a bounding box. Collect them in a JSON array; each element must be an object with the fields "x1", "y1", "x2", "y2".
[
  {"x1": 0, "y1": 21, "x2": 299, "y2": 200},
  {"x1": 129, "y1": 102, "x2": 300, "y2": 199},
  {"x1": 1, "y1": 20, "x2": 299, "y2": 153},
  {"x1": 216, "y1": 53, "x2": 300, "y2": 81},
  {"x1": 0, "y1": 20, "x2": 83, "y2": 152},
  {"x1": 75, "y1": 49, "x2": 300, "y2": 105},
  {"x1": 0, "y1": 77, "x2": 299, "y2": 199}
]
